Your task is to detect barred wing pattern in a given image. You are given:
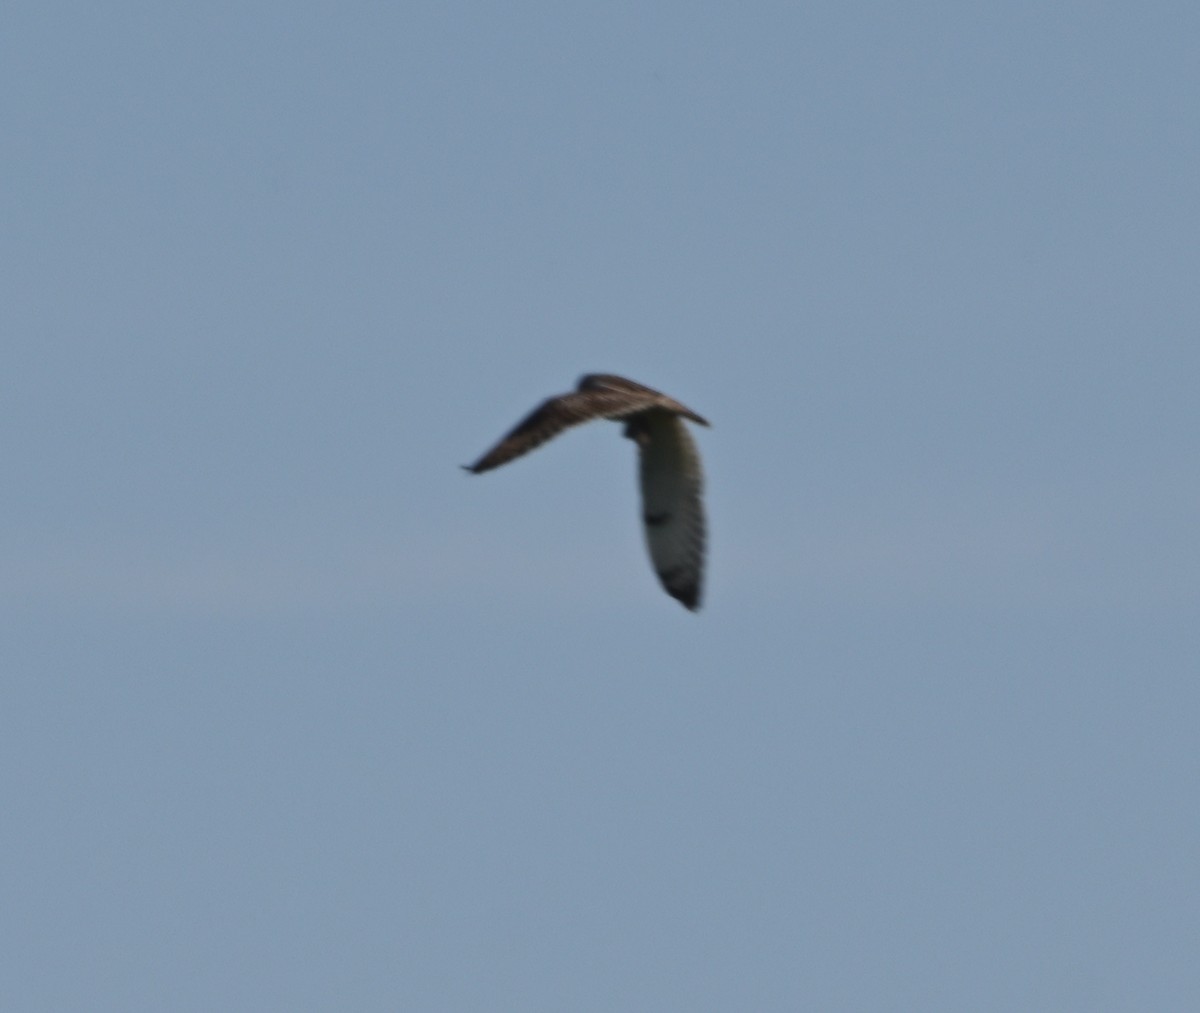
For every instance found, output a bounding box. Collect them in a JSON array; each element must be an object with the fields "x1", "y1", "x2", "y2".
[
  {"x1": 464, "y1": 373, "x2": 710, "y2": 611},
  {"x1": 465, "y1": 389, "x2": 652, "y2": 474},
  {"x1": 631, "y1": 411, "x2": 706, "y2": 610}
]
